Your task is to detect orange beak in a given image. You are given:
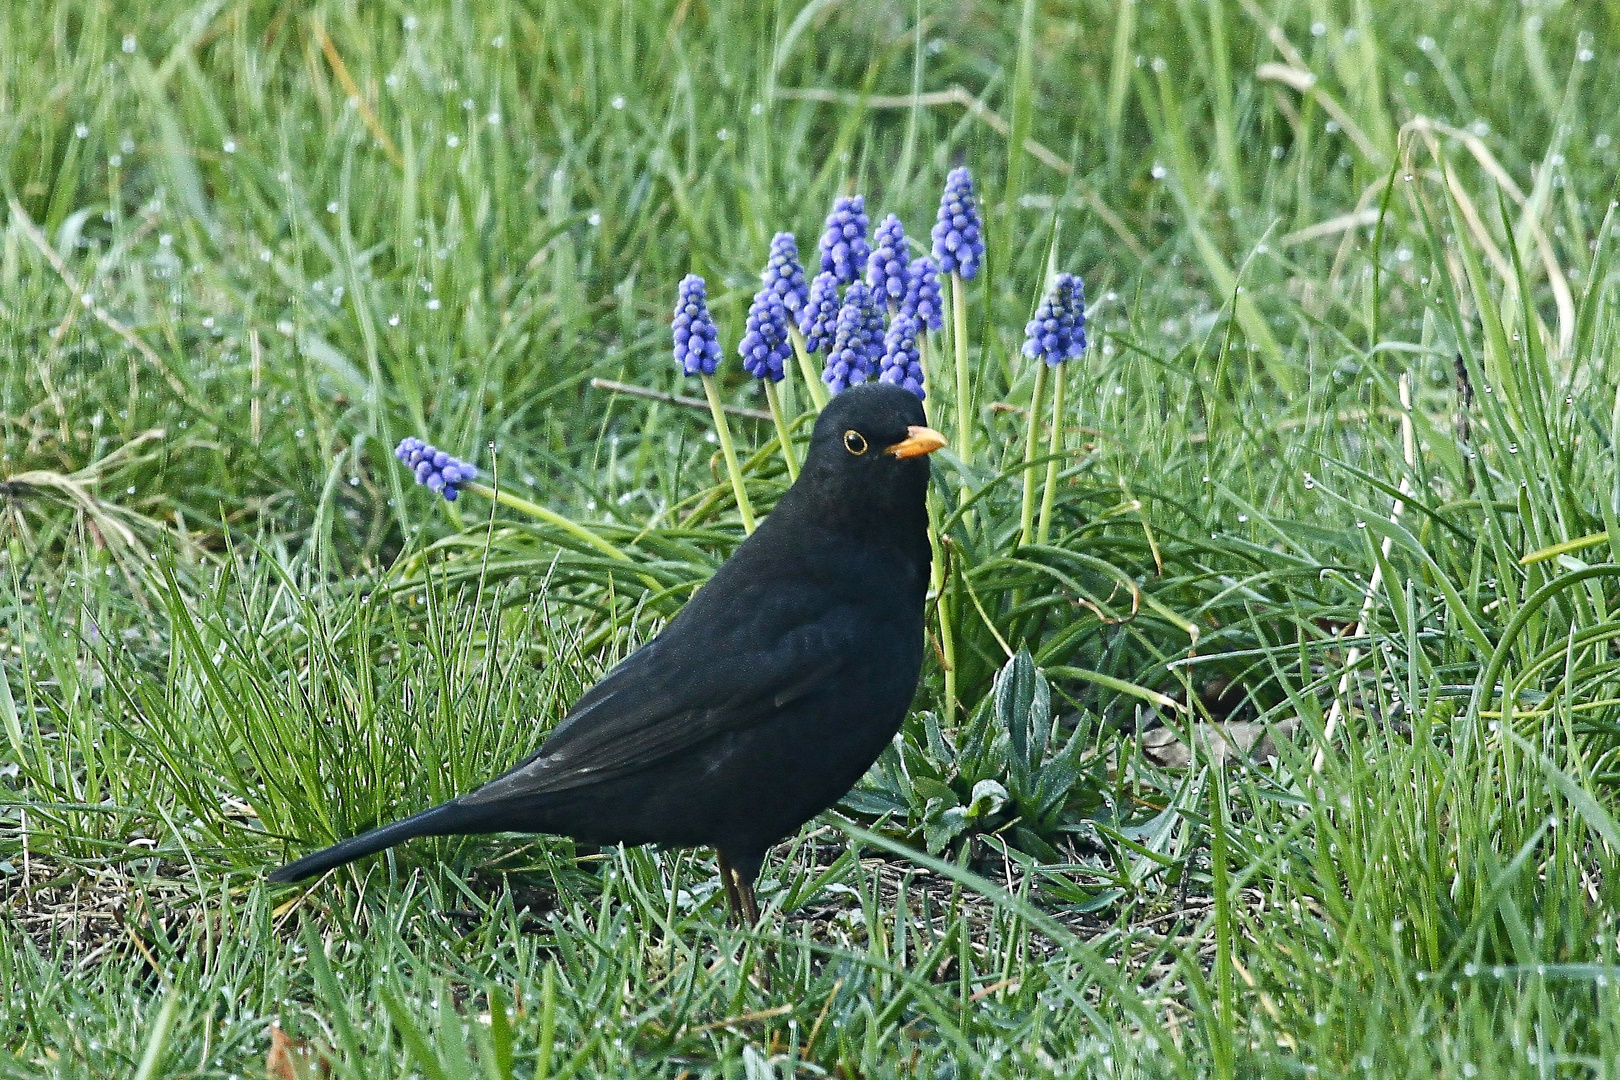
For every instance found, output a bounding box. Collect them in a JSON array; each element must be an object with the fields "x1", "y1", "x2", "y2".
[{"x1": 884, "y1": 425, "x2": 948, "y2": 459}]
